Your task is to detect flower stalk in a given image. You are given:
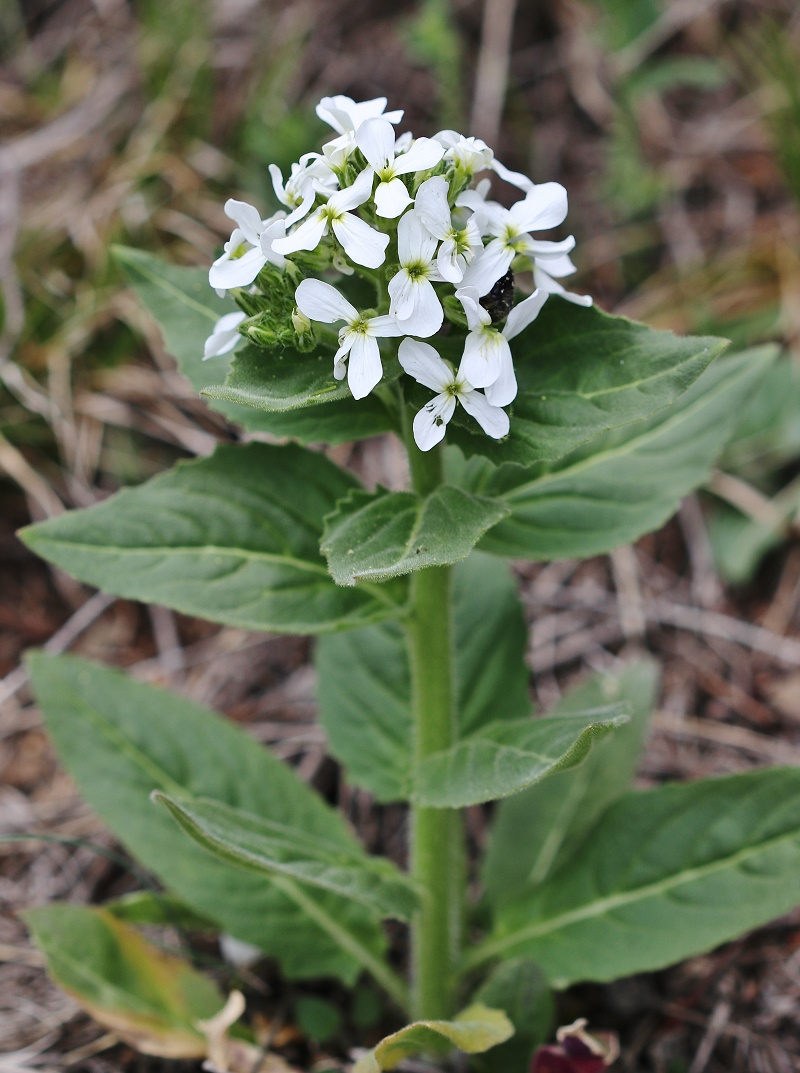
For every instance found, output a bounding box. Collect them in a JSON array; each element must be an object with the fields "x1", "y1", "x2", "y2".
[{"x1": 404, "y1": 422, "x2": 463, "y2": 1019}]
